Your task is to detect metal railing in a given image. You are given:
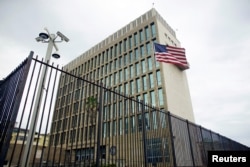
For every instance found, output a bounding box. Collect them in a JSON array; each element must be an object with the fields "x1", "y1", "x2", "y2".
[{"x1": 0, "y1": 53, "x2": 249, "y2": 167}]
